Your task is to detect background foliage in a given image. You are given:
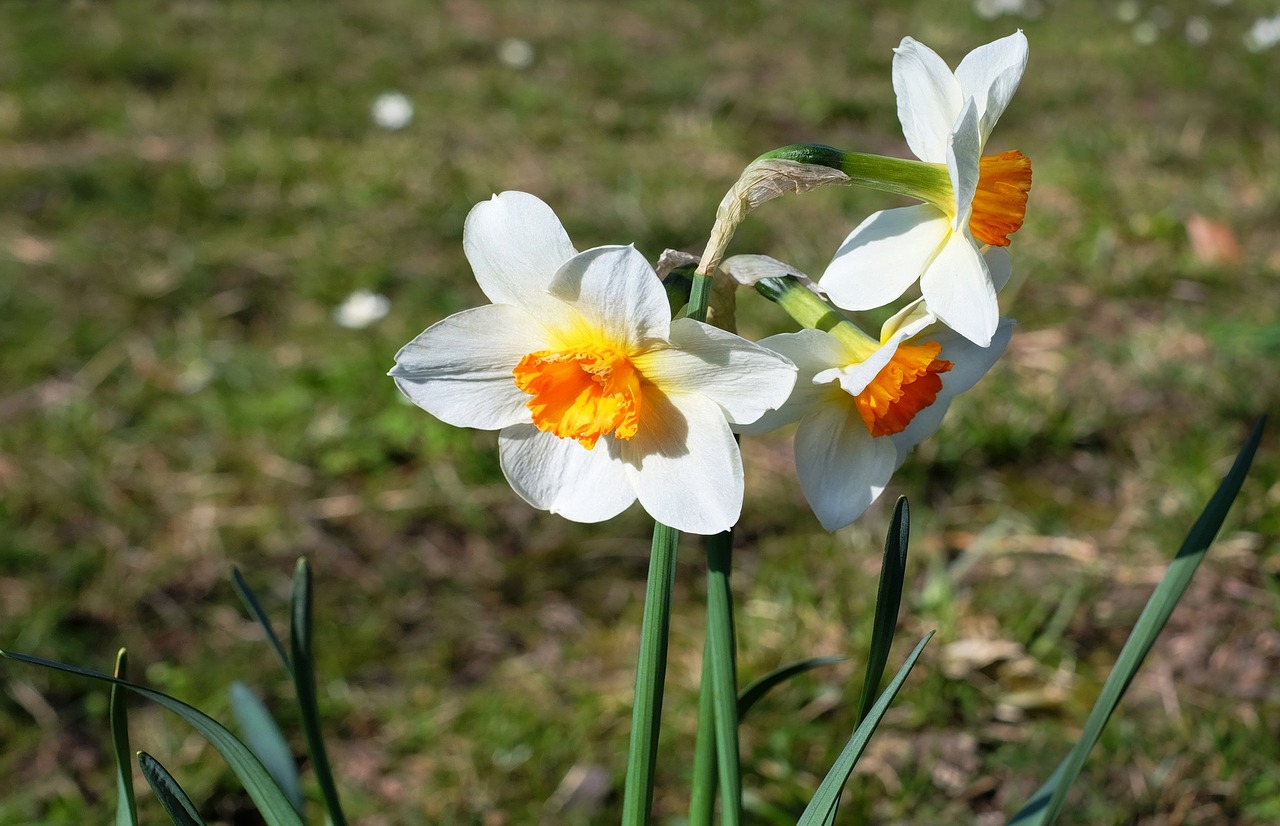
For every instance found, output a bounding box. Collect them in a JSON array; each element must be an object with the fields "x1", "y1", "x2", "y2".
[{"x1": 1, "y1": 1, "x2": 1277, "y2": 823}]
